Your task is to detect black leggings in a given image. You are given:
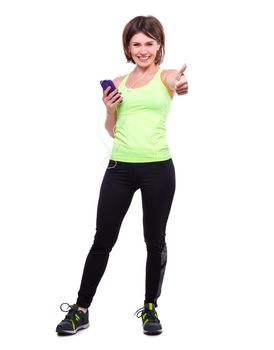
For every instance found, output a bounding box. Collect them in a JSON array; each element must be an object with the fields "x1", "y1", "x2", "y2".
[{"x1": 76, "y1": 158, "x2": 176, "y2": 308}]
